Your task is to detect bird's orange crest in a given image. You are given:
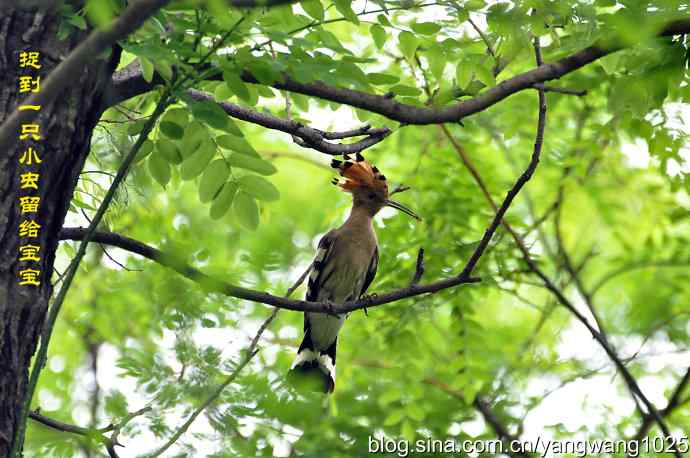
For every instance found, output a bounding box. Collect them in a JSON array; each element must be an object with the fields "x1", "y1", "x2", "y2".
[{"x1": 330, "y1": 153, "x2": 388, "y2": 194}]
